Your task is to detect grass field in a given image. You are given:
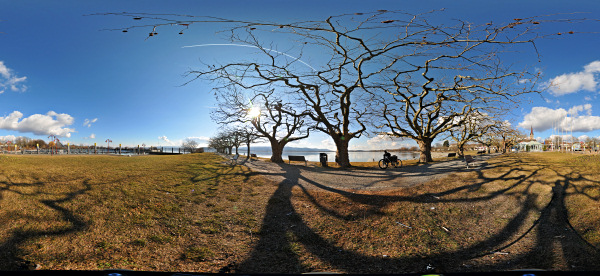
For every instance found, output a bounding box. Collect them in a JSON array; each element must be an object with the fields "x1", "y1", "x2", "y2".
[{"x1": 0, "y1": 152, "x2": 599, "y2": 273}]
